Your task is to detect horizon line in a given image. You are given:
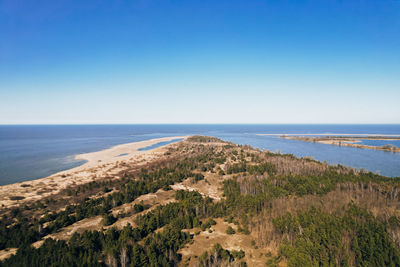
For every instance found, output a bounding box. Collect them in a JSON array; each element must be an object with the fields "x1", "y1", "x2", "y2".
[{"x1": 1, "y1": 123, "x2": 400, "y2": 126}]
